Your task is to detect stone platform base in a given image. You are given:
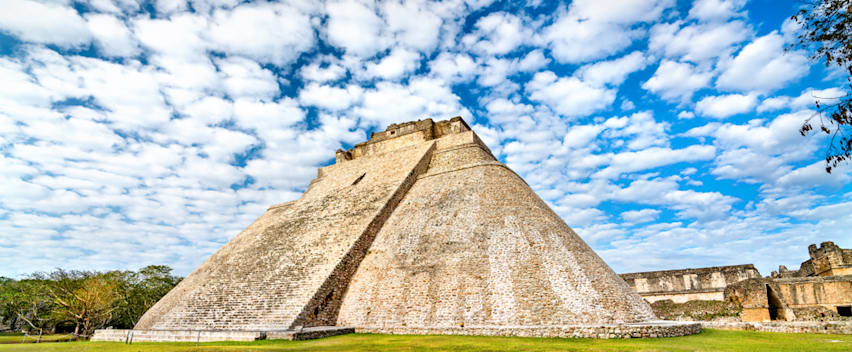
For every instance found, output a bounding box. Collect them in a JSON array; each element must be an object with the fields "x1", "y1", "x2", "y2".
[
  {"x1": 356, "y1": 321, "x2": 701, "y2": 339},
  {"x1": 92, "y1": 322, "x2": 699, "y2": 342},
  {"x1": 91, "y1": 326, "x2": 354, "y2": 342},
  {"x1": 701, "y1": 321, "x2": 852, "y2": 335},
  {"x1": 91, "y1": 329, "x2": 265, "y2": 342}
]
